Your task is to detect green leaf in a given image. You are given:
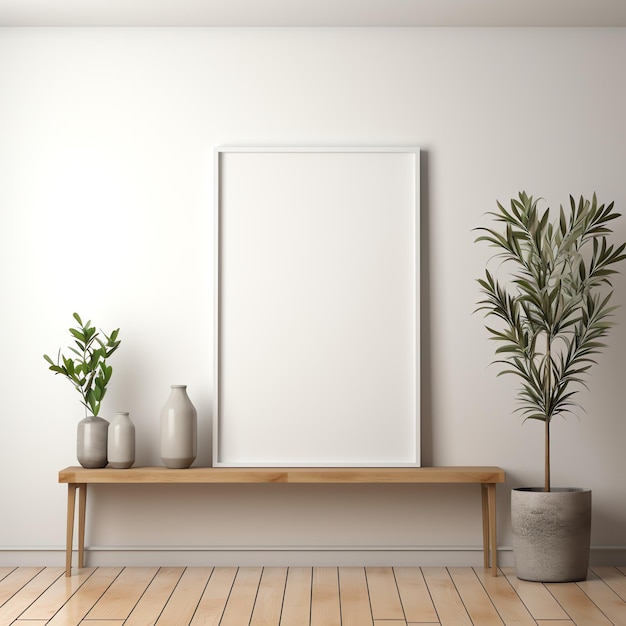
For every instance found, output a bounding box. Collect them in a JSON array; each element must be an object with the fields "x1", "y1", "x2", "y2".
[
  {"x1": 45, "y1": 312, "x2": 121, "y2": 418},
  {"x1": 475, "y1": 191, "x2": 625, "y2": 436}
]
